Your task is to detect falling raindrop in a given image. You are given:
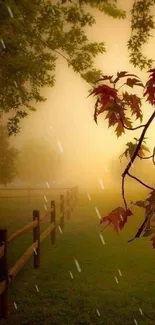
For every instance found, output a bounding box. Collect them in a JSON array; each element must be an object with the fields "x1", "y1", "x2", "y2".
[
  {"x1": 35, "y1": 285, "x2": 39, "y2": 292},
  {"x1": 99, "y1": 233, "x2": 105, "y2": 245},
  {"x1": 139, "y1": 308, "x2": 143, "y2": 316},
  {"x1": 1, "y1": 39, "x2": 6, "y2": 49},
  {"x1": 33, "y1": 248, "x2": 37, "y2": 255},
  {"x1": 118, "y1": 269, "x2": 122, "y2": 276},
  {"x1": 74, "y1": 259, "x2": 82, "y2": 272},
  {"x1": 58, "y1": 226, "x2": 62, "y2": 234},
  {"x1": 69, "y1": 271, "x2": 74, "y2": 279},
  {"x1": 6, "y1": 5, "x2": 14, "y2": 18},
  {"x1": 94, "y1": 207, "x2": 102, "y2": 220},
  {"x1": 87, "y1": 193, "x2": 91, "y2": 201},
  {"x1": 14, "y1": 81, "x2": 18, "y2": 88},
  {"x1": 44, "y1": 195, "x2": 48, "y2": 202},
  {"x1": 98, "y1": 177, "x2": 105, "y2": 190},
  {"x1": 14, "y1": 302, "x2": 17, "y2": 309},
  {"x1": 46, "y1": 181, "x2": 50, "y2": 188},
  {"x1": 96, "y1": 309, "x2": 100, "y2": 317},
  {"x1": 115, "y1": 276, "x2": 119, "y2": 284},
  {"x1": 57, "y1": 140, "x2": 64, "y2": 153}
]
